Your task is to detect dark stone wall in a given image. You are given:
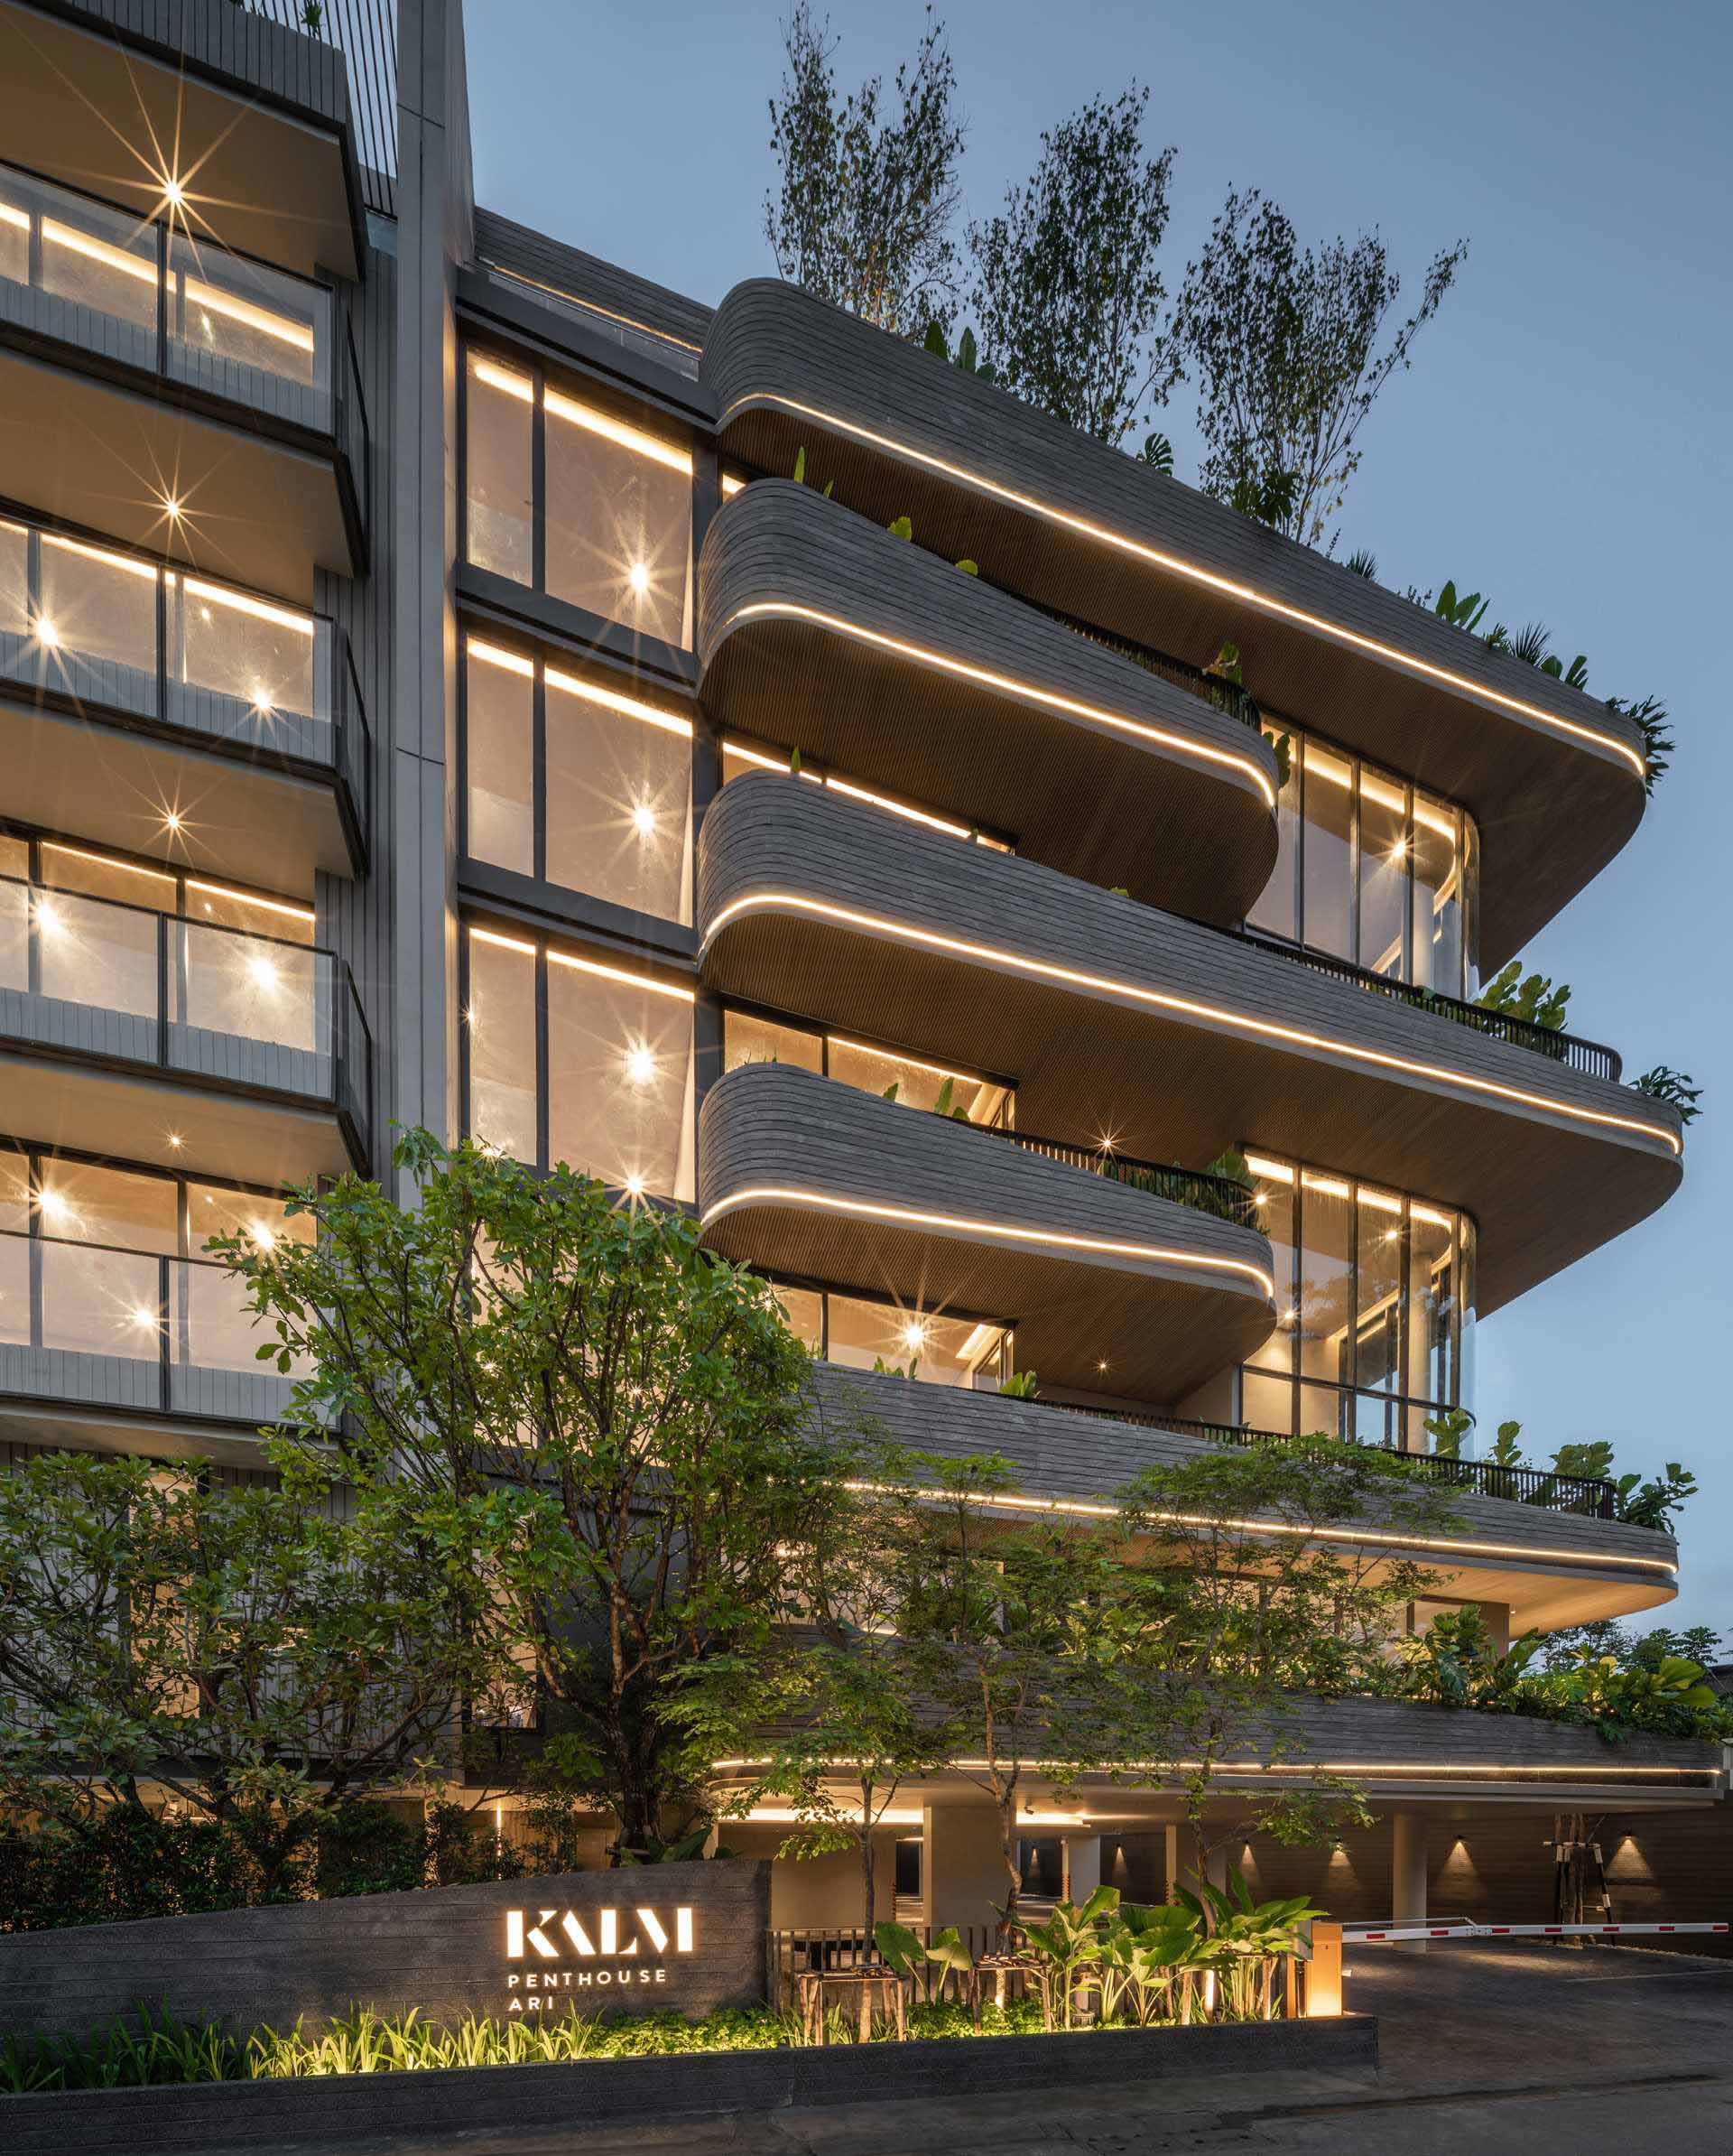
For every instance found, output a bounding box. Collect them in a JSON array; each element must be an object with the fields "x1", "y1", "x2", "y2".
[{"x1": 0, "y1": 1857, "x2": 770, "y2": 2041}]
